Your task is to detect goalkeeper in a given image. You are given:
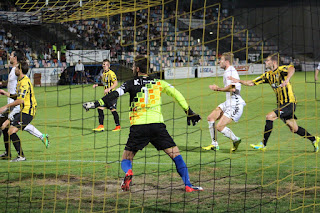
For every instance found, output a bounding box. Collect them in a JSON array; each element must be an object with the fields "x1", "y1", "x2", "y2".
[{"x1": 83, "y1": 55, "x2": 203, "y2": 192}]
